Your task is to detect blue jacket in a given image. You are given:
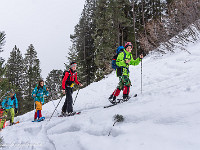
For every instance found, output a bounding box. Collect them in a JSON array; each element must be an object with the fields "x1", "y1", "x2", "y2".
[
  {"x1": 32, "y1": 85, "x2": 49, "y2": 104},
  {"x1": 2, "y1": 94, "x2": 18, "y2": 109}
]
